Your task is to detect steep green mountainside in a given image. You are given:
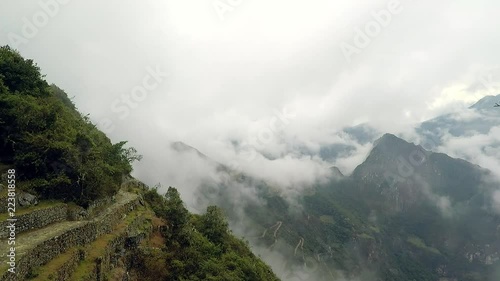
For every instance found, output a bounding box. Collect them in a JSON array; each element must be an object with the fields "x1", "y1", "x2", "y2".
[
  {"x1": 0, "y1": 46, "x2": 280, "y2": 281},
  {"x1": 197, "y1": 134, "x2": 500, "y2": 281},
  {"x1": 139, "y1": 186, "x2": 280, "y2": 281},
  {"x1": 0, "y1": 46, "x2": 139, "y2": 206},
  {"x1": 417, "y1": 94, "x2": 500, "y2": 149}
]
